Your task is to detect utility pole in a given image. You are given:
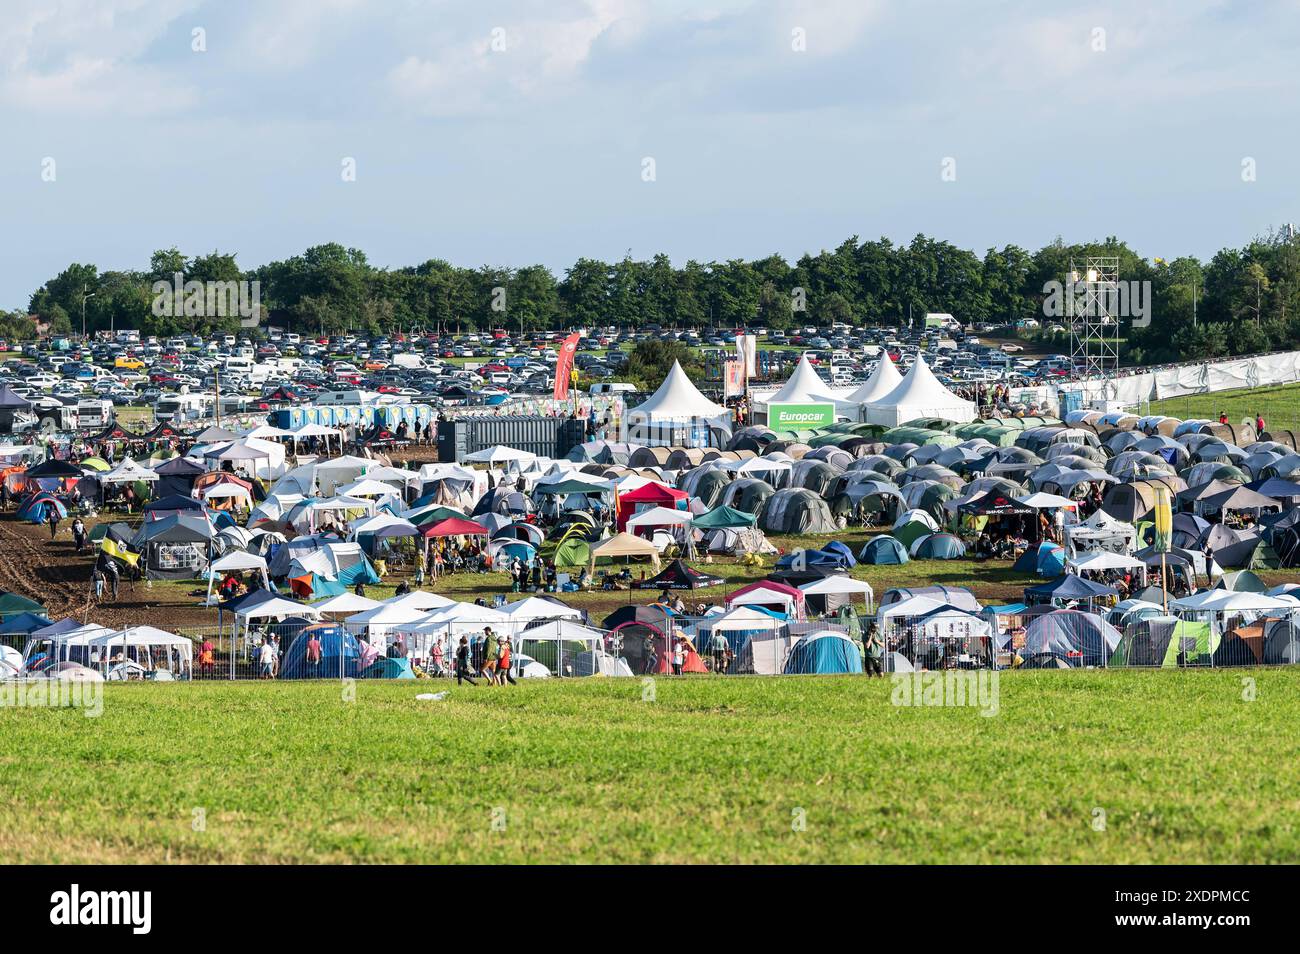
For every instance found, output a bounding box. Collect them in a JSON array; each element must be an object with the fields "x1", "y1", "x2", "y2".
[{"x1": 80, "y1": 285, "x2": 96, "y2": 340}]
